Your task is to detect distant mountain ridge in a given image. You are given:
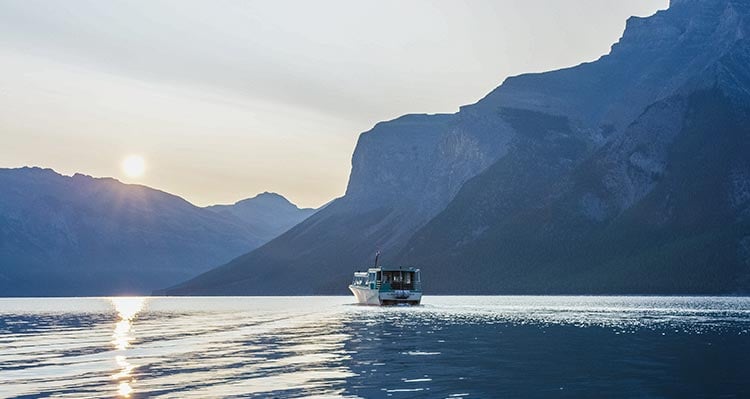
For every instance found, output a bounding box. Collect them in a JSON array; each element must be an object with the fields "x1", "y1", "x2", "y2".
[
  {"x1": 207, "y1": 192, "x2": 316, "y2": 242},
  {"x1": 164, "y1": 0, "x2": 750, "y2": 295},
  {"x1": 0, "y1": 167, "x2": 313, "y2": 296}
]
